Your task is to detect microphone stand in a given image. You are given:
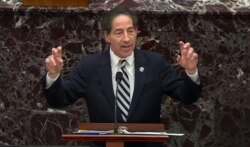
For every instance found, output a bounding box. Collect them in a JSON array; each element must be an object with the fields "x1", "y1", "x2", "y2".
[
  {"x1": 114, "y1": 72, "x2": 122, "y2": 134},
  {"x1": 114, "y1": 82, "x2": 119, "y2": 134}
]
